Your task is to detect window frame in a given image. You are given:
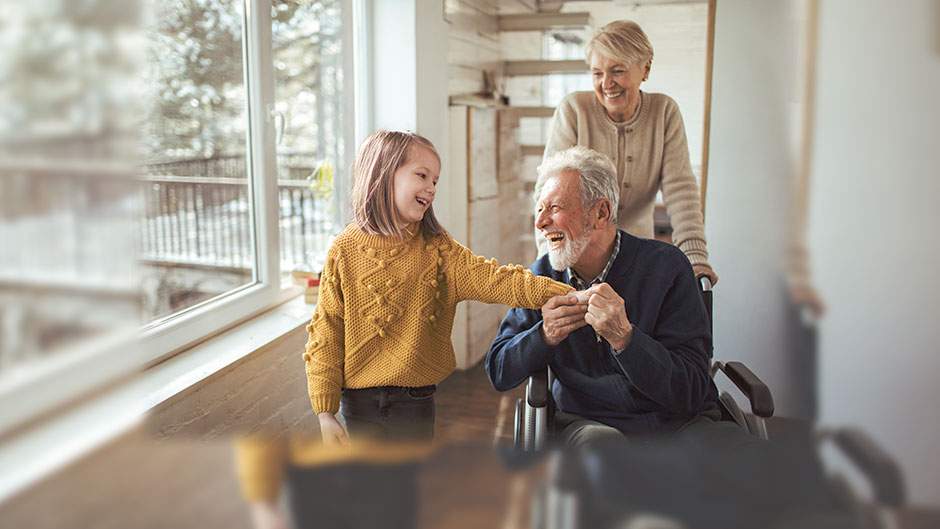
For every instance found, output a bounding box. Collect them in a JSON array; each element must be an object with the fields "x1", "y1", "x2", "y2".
[{"x1": 0, "y1": 0, "x2": 357, "y2": 435}]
